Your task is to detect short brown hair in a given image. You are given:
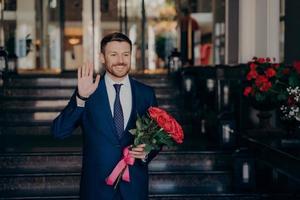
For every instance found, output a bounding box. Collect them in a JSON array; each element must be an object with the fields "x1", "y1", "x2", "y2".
[{"x1": 100, "y1": 32, "x2": 132, "y2": 53}]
